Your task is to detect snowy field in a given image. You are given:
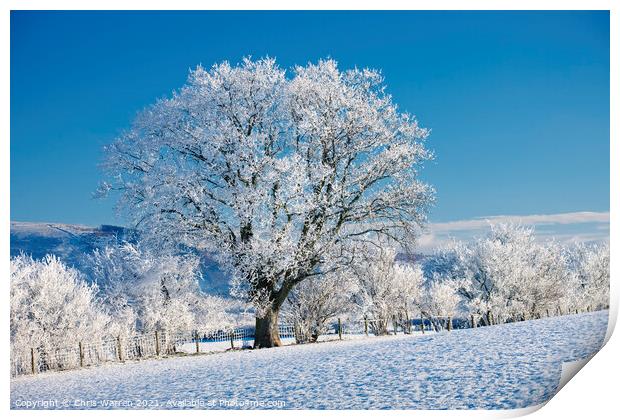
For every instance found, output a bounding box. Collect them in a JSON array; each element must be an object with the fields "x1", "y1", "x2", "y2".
[{"x1": 11, "y1": 311, "x2": 608, "y2": 410}]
